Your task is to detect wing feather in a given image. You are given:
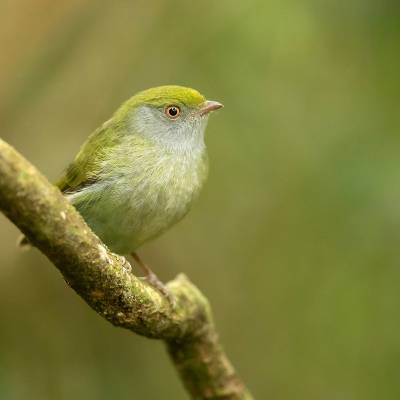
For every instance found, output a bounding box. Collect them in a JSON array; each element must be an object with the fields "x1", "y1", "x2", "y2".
[{"x1": 56, "y1": 119, "x2": 118, "y2": 194}]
